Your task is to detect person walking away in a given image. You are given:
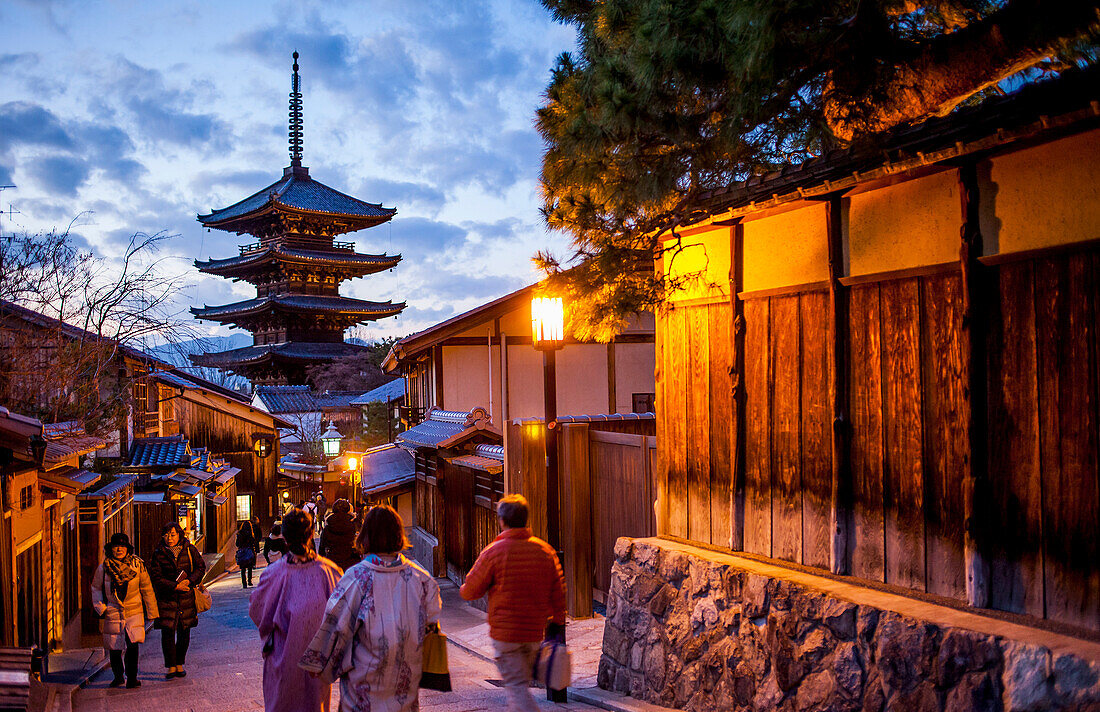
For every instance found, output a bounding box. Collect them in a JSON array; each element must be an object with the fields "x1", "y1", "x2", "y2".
[
  {"x1": 263, "y1": 523, "x2": 289, "y2": 564},
  {"x1": 318, "y1": 498, "x2": 361, "y2": 571},
  {"x1": 249, "y1": 508, "x2": 342, "y2": 712},
  {"x1": 315, "y1": 493, "x2": 328, "y2": 532},
  {"x1": 459, "y1": 494, "x2": 566, "y2": 712},
  {"x1": 148, "y1": 521, "x2": 206, "y2": 679},
  {"x1": 302, "y1": 505, "x2": 442, "y2": 712},
  {"x1": 236, "y1": 520, "x2": 259, "y2": 587},
  {"x1": 91, "y1": 532, "x2": 159, "y2": 689}
]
